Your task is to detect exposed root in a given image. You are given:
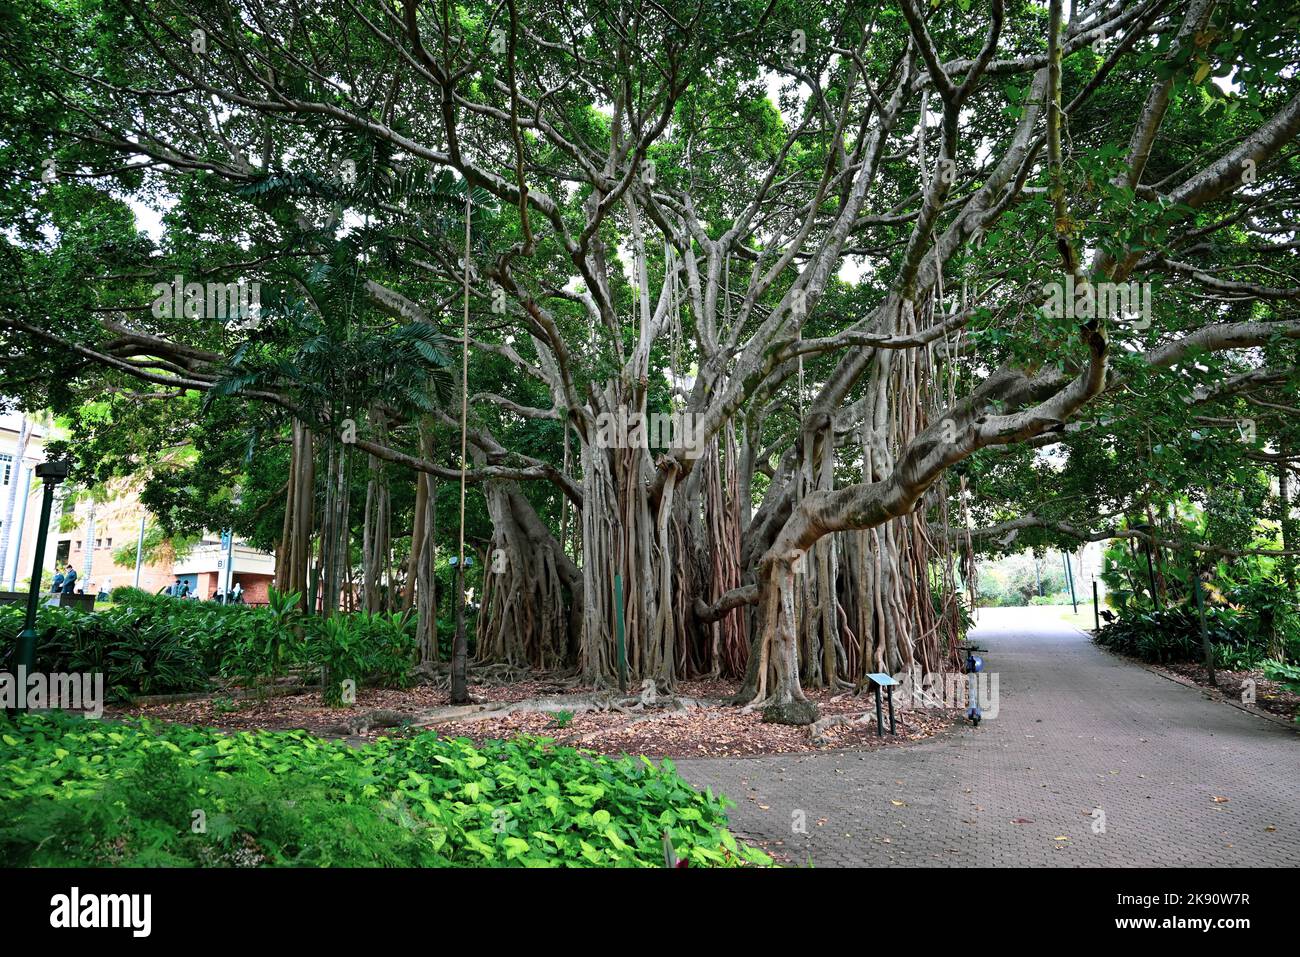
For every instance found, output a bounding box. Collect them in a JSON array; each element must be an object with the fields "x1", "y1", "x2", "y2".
[
  {"x1": 808, "y1": 709, "x2": 877, "y2": 745},
  {"x1": 556, "y1": 695, "x2": 700, "y2": 746},
  {"x1": 322, "y1": 709, "x2": 414, "y2": 736}
]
